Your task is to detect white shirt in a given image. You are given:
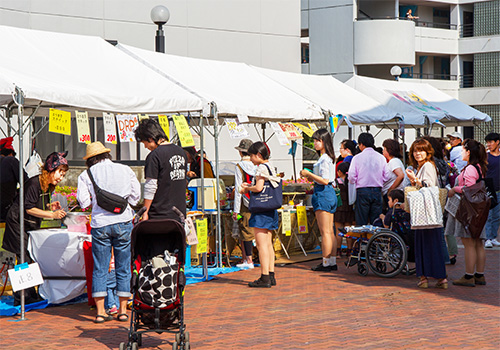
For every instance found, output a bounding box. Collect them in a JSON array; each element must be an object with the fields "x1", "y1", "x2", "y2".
[
  {"x1": 77, "y1": 159, "x2": 141, "y2": 228},
  {"x1": 450, "y1": 145, "x2": 467, "y2": 172},
  {"x1": 382, "y1": 157, "x2": 407, "y2": 195},
  {"x1": 313, "y1": 153, "x2": 335, "y2": 184}
]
